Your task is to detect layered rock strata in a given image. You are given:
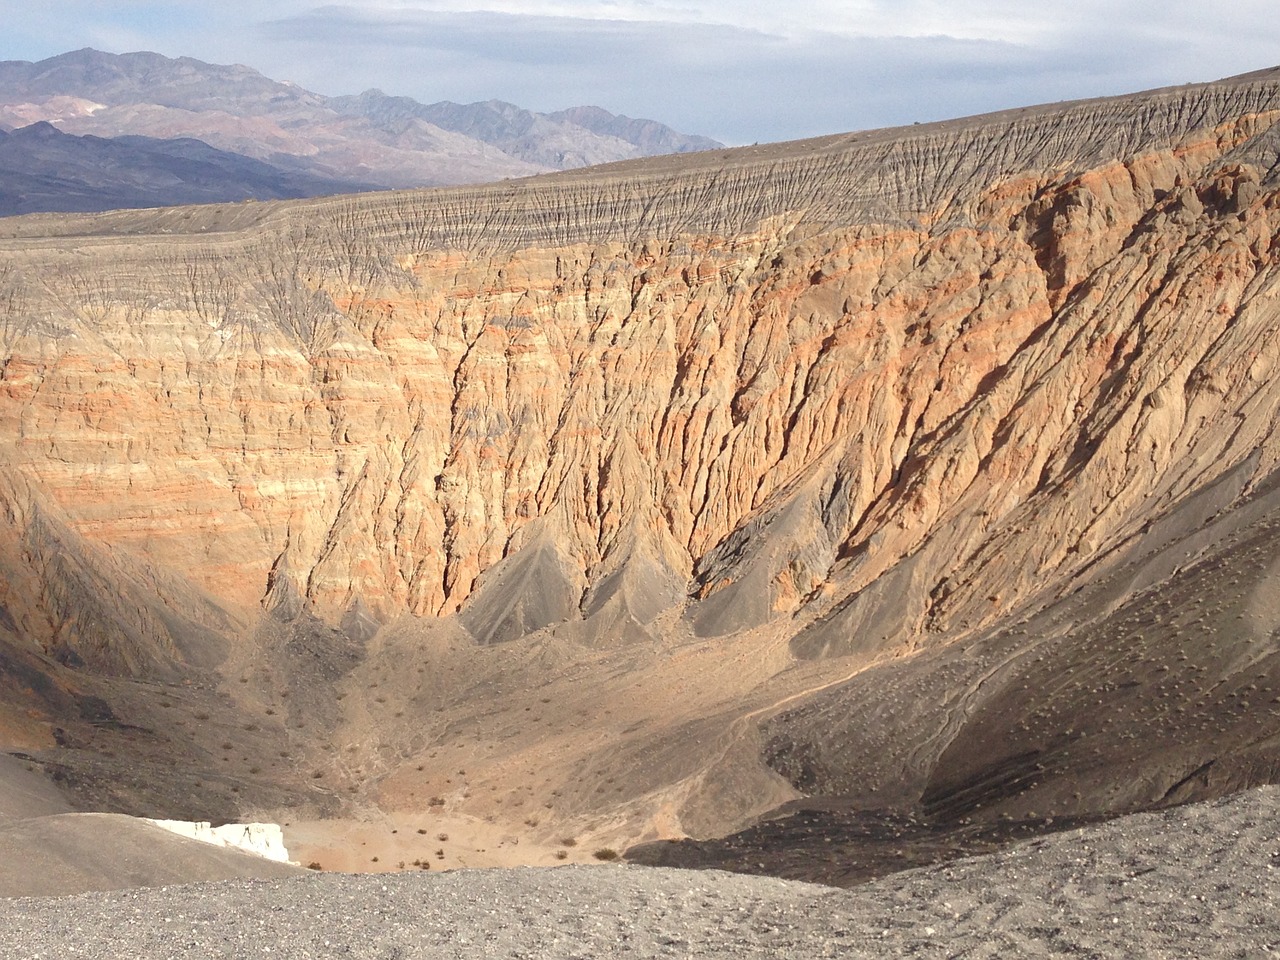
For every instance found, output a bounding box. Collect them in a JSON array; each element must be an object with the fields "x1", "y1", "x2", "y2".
[{"x1": 2, "y1": 69, "x2": 1280, "y2": 843}]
